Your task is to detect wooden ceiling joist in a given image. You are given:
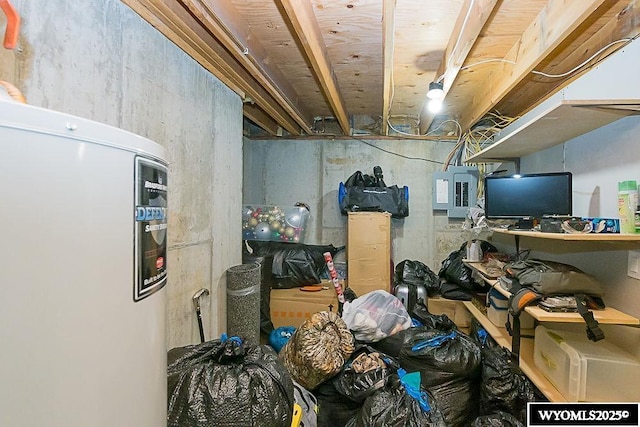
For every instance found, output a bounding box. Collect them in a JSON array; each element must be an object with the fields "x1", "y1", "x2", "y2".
[
  {"x1": 419, "y1": 0, "x2": 499, "y2": 134},
  {"x1": 457, "y1": 0, "x2": 610, "y2": 132},
  {"x1": 277, "y1": 0, "x2": 351, "y2": 135},
  {"x1": 243, "y1": 103, "x2": 281, "y2": 136},
  {"x1": 382, "y1": 0, "x2": 396, "y2": 136},
  {"x1": 122, "y1": 0, "x2": 303, "y2": 135},
  {"x1": 179, "y1": 0, "x2": 314, "y2": 135}
]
